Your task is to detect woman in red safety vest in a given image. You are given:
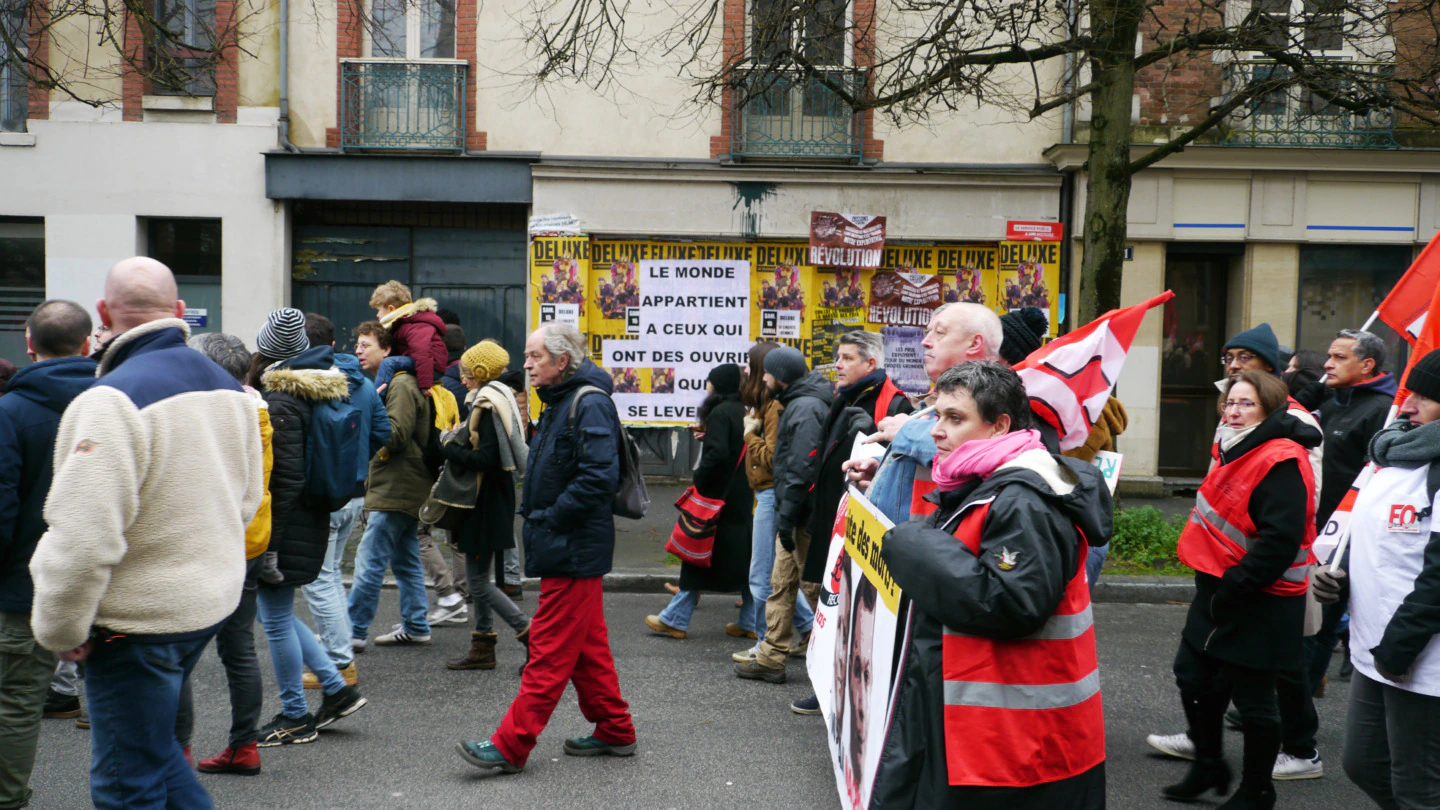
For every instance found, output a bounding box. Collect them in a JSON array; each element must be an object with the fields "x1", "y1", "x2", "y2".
[
  {"x1": 1165, "y1": 369, "x2": 1319, "y2": 810},
  {"x1": 876, "y1": 361, "x2": 1111, "y2": 810}
]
